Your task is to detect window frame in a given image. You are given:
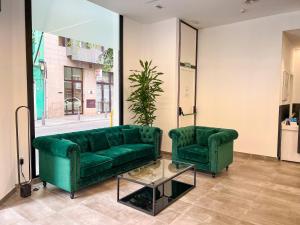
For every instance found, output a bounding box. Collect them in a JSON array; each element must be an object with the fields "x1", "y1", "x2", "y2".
[{"x1": 25, "y1": 0, "x2": 124, "y2": 178}]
